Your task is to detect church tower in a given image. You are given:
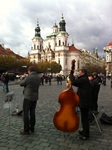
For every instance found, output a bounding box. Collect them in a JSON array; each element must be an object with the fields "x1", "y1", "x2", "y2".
[
  {"x1": 55, "y1": 14, "x2": 69, "y2": 50},
  {"x1": 30, "y1": 20, "x2": 43, "y2": 63},
  {"x1": 55, "y1": 14, "x2": 69, "y2": 74}
]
